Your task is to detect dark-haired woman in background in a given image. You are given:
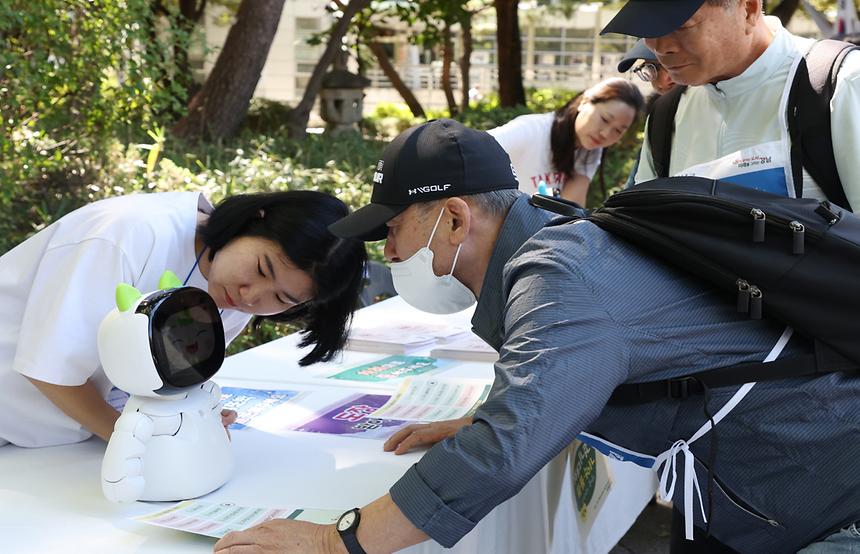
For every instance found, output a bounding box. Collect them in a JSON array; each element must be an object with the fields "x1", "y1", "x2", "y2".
[
  {"x1": 0, "y1": 189, "x2": 366, "y2": 448},
  {"x1": 488, "y1": 77, "x2": 644, "y2": 206}
]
